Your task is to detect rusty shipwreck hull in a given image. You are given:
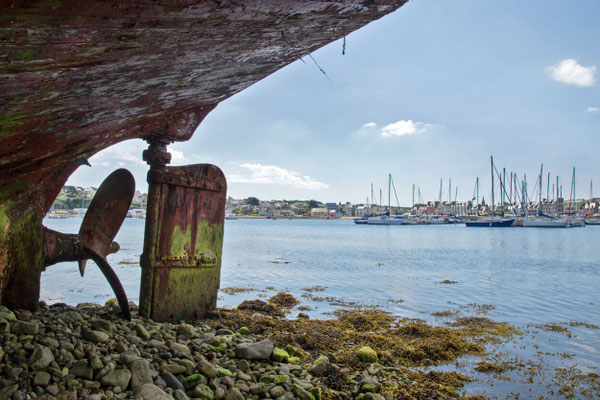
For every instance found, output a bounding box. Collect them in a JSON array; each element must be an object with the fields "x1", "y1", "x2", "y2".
[{"x1": 0, "y1": 0, "x2": 407, "y2": 310}]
